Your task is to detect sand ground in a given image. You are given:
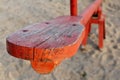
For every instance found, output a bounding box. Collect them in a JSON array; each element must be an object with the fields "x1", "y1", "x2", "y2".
[{"x1": 0, "y1": 0, "x2": 120, "y2": 80}]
